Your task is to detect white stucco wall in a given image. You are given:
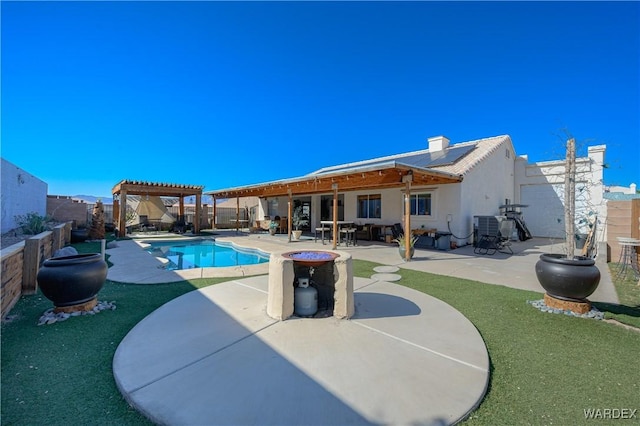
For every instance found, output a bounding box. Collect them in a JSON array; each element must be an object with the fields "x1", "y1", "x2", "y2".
[
  {"x1": 456, "y1": 140, "x2": 516, "y2": 244},
  {"x1": 515, "y1": 145, "x2": 606, "y2": 241},
  {"x1": 1, "y1": 158, "x2": 48, "y2": 233}
]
